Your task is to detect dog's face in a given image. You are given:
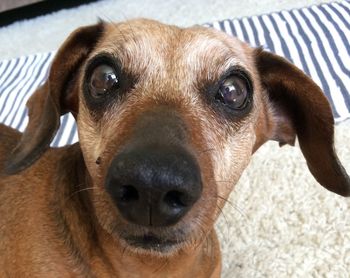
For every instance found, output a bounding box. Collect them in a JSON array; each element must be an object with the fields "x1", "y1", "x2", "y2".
[
  {"x1": 78, "y1": 20, "x2": 260, "y2": 254},
  {"x1": 6, "y1": 19, "x2": 349, "y2": 256}
]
